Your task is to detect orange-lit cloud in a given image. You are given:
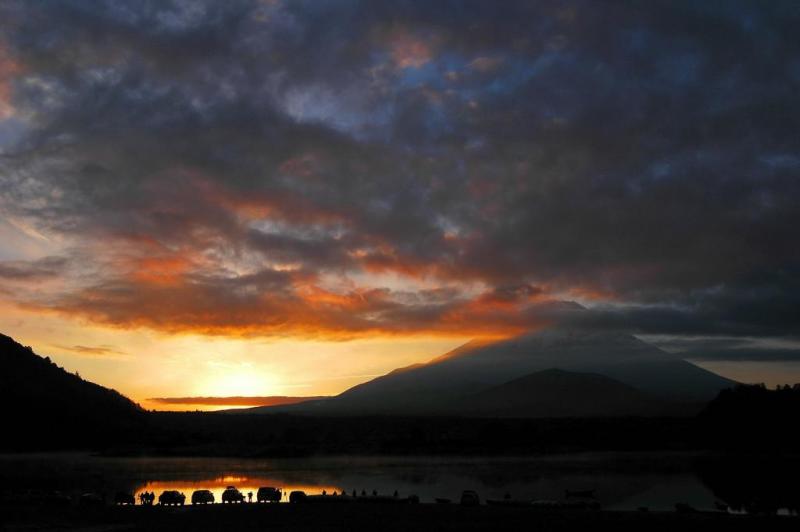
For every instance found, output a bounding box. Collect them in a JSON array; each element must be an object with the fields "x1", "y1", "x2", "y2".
[
  {"x1": 18, "y1": 267, "x2": 556, "y2": 340},
  {"x1": 131, "y1": 254, "x2": 197, "y2": 285},
  {"x1": 194, "y1": 174, "x2": 347, "y2": 226}
]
